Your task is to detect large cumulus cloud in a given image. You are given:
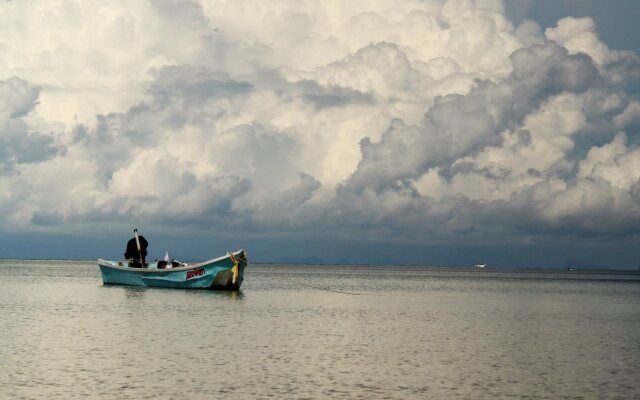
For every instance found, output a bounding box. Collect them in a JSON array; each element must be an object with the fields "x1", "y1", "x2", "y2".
[{"x1": 0, "y1": 0, "x2": 639, "y2": 250}]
